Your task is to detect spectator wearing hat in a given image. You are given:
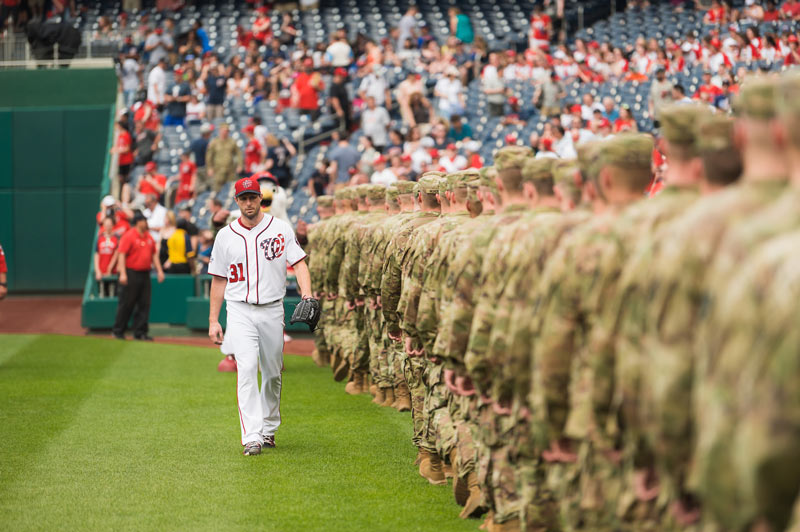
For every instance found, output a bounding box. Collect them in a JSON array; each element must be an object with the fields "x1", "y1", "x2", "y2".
[
  {"x1": 145, "y1": 26, "x2": 173, "y2": 66},
  {"x1": 97, "y1": 195, "x2": 132, "y2": 238},
  {"x1": 163, "y1": 67, "x2": 191, "y2": 126},
  {"x1": 147, "y1": 56, "x2": 168, "y2": 109},
  {"x1": 111, "y1": 119, "x2": 135, "y2": 203},
  {"x1": 438, "y1": 144, "x2": 467, "y2": 173},
  {"x1": 535, "y1": 137, "x2": 558, "y2": 159},
  {"x1": 95, "y1": 217, "x2": 120, "y2": 297},
  {"x1": 206, "y1": 123, "x2": 243, "y2": 192},
  {"x1": 137, "y1": 162, "x2": 167, "y2": 204},
  {"x1": 329, "y1": 67, "x2": 352, "y2": 130},
  {"x1": 361, "y1": 96, "x2": 391, "y2": 153},
  {"x1": 370, "y1": 155, "x2": 397, "y2": 186},
  {"x1": 464, "y1": 141, "x2": 483, "y2": 169},
  {"x1": 112, "y1": 211, "x2": 165, "y2": 341}
]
